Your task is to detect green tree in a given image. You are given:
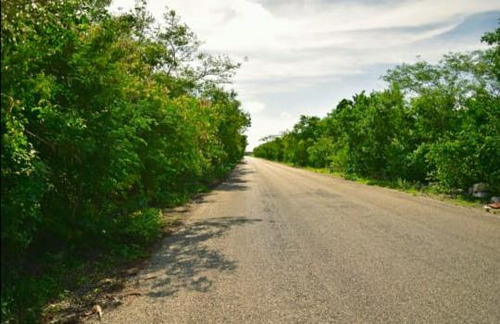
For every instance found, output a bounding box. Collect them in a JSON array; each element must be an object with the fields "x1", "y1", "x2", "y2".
[
  {"x1": 1, "y1": 1, "x2": 249, "y2": 321},
  {"x1": 254, "y1": 25, "x2": 499, "y2": 194}
]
